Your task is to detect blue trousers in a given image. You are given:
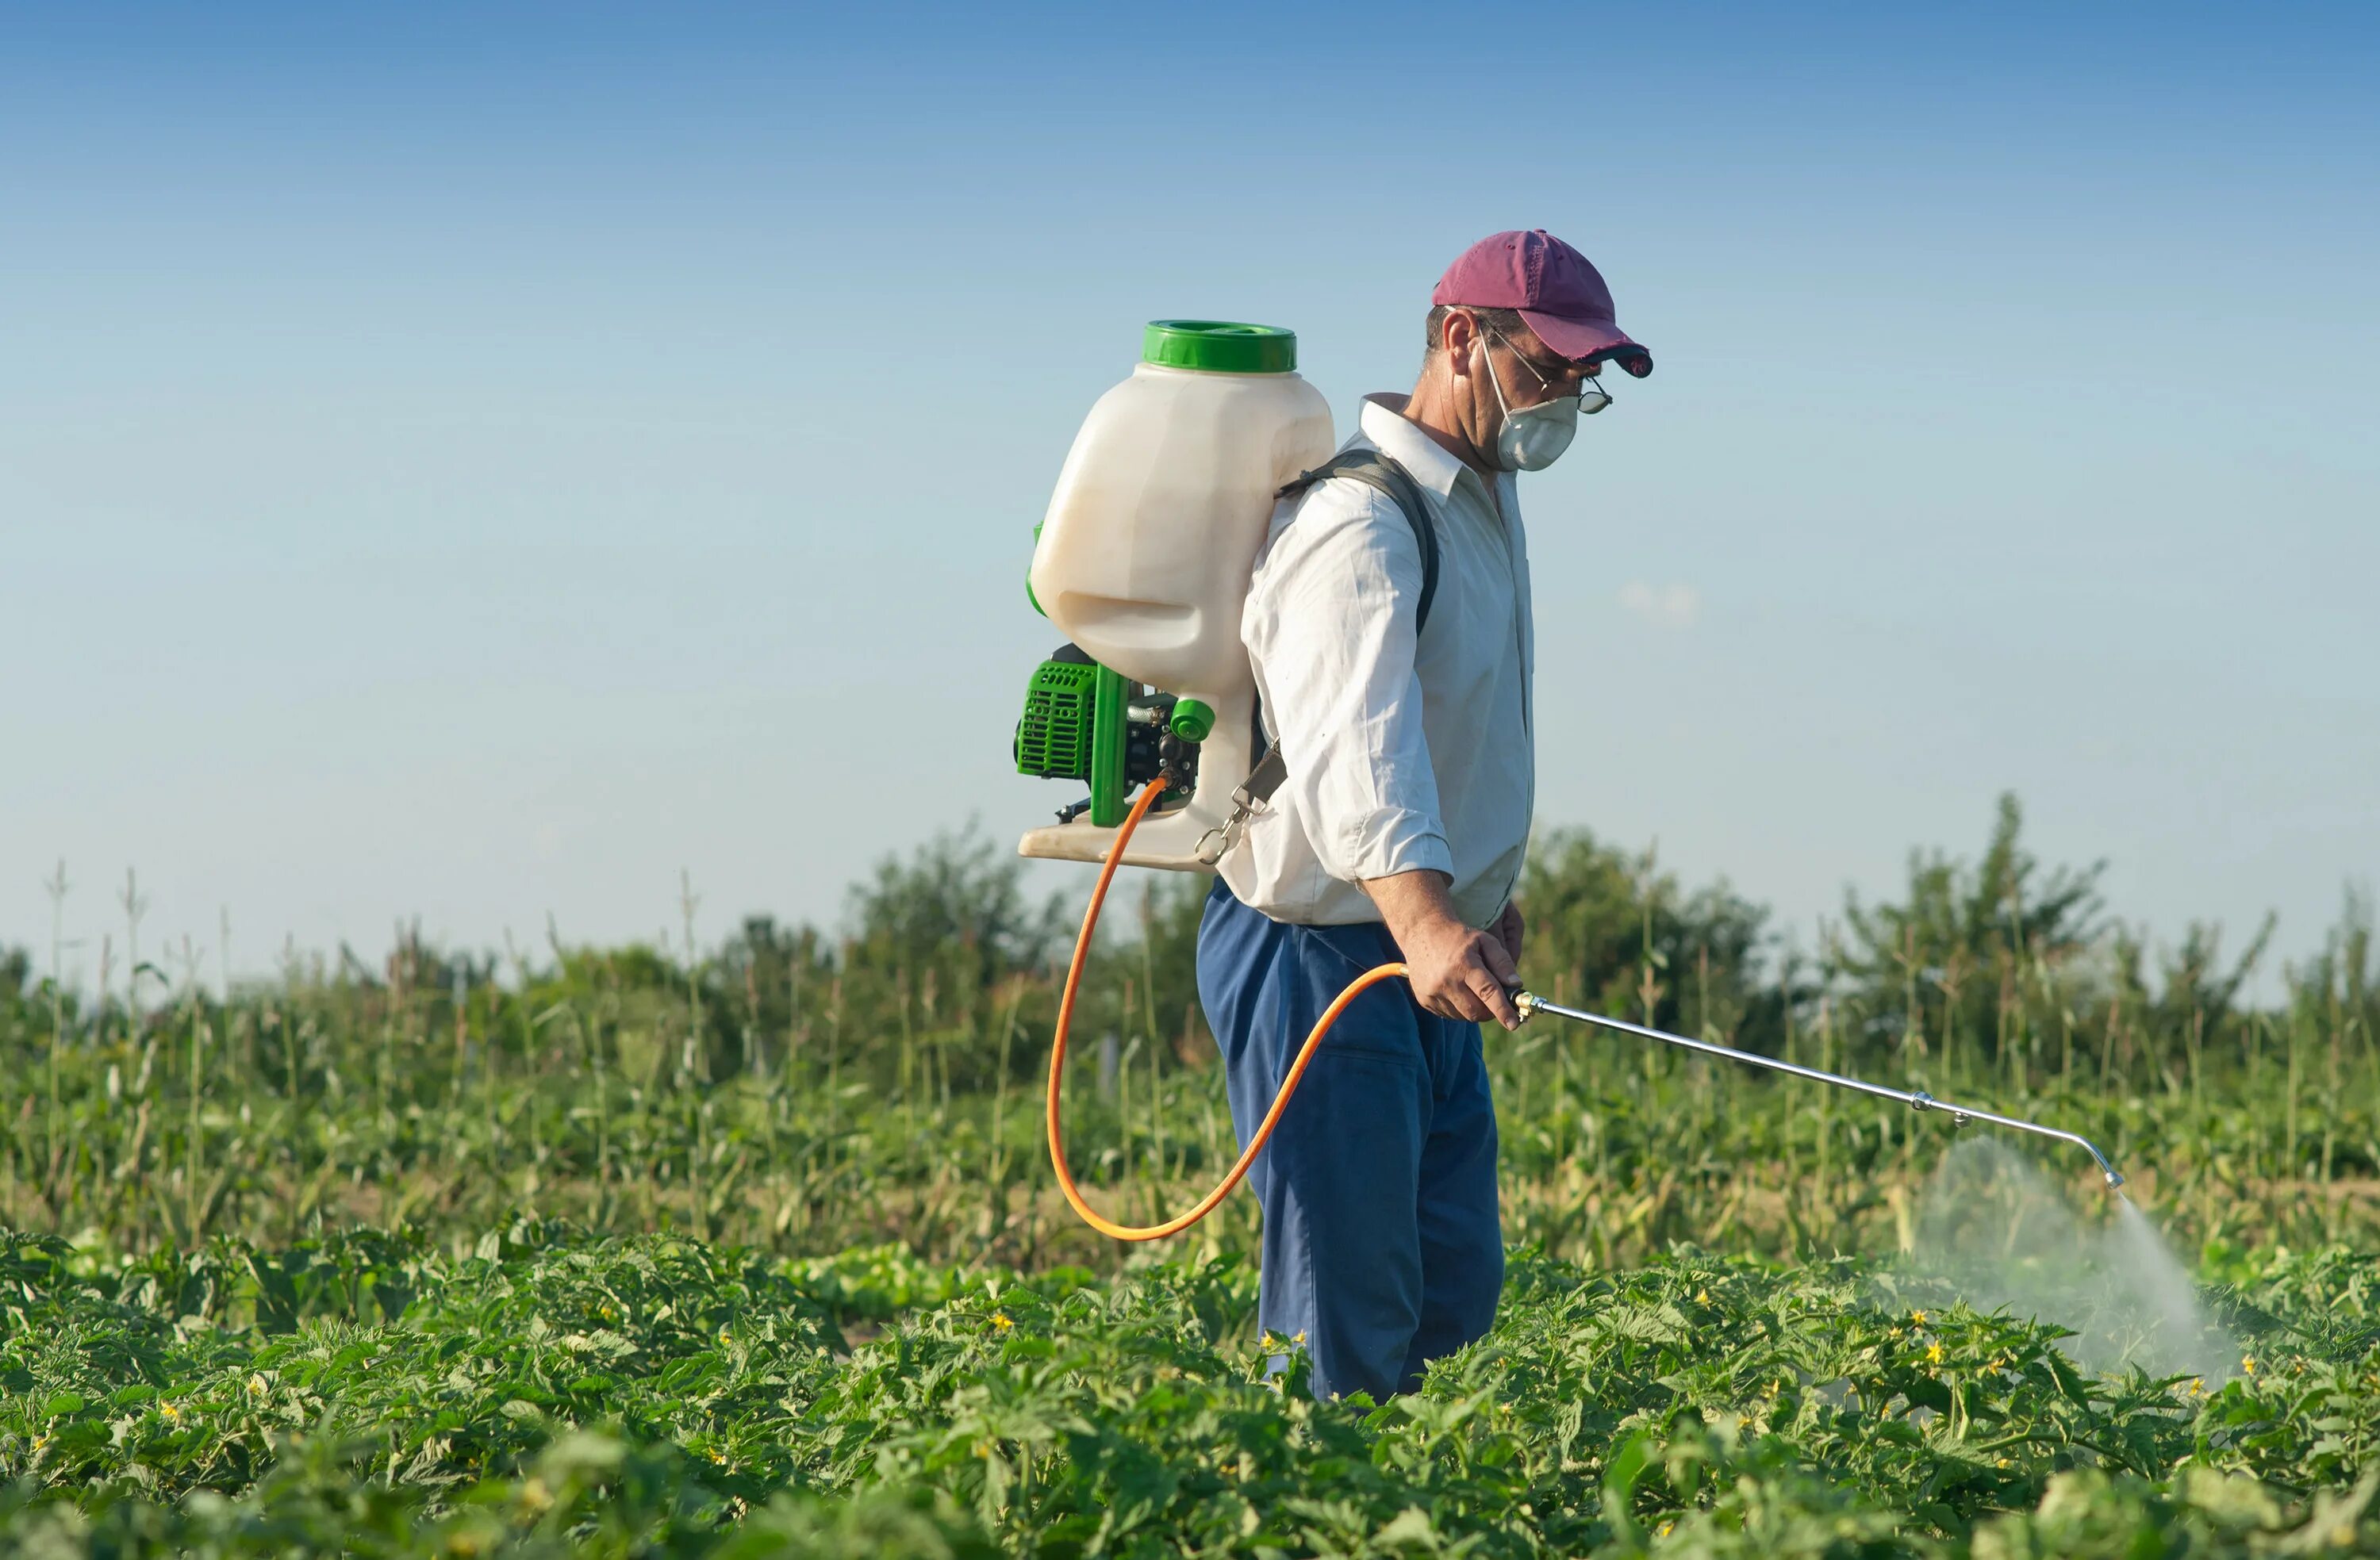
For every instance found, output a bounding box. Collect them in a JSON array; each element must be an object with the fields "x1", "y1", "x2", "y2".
[{"x1": 1196, "y1": 878, "x2": 1504, "y2": 1401}]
